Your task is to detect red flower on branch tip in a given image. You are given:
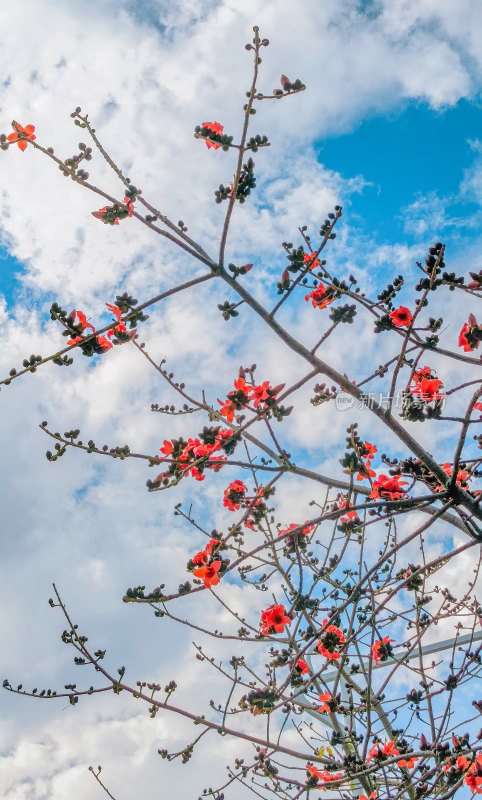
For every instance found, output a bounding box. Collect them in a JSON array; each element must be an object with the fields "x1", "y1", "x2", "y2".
[
  {"x1": 67, "y1": 309, "x2": 95, "y2": 345},
  {"x1": 372, "y1": 636, "x2": 394, "y2": 666},
  {"x1": 303, "y1": 252, "x2": 320, "y2": 270},
  {"x1": 459, "y1": 313, "x2": 481, "y2": 352},
  {"x1": 474, "y1": 402, "x2": 482, "y2": 412},
  {"x1": 123, "y1": 196, "x2": 134, "y2": 216},
  {"x1": 369, "y1": 474, "x2": 408, "y2": 501},
  {"x1": 261, "y1": 603, "x2": 291, "y2": 636},
  {"x1": 192, "y1": 549, "x2": 208, "y2": 565},
  {"x1": 439, "y1": 462, "x2": 470, "y2": 490},
  {"x1": 7, "y1": 123, "x2": 36, "y2": 151},
  {"x1": 306, "y1": 764, "x2": 344, "y2": 785},
  {"x1": 295, "y1": 658, "x2": 309, "y2": 674},
  {"x1": 318, "y1": 690, "x2": 331, "y2": 713},
  {"x1": 398, "y1": 755, "x2": 419, "y2": 769},
  {"x1": 92, "y1": 206, "x2": 119, "y2": 224},
  {"x1": 367, "y1": 740, "x2": 400, "y2": 762},
  {"x1": 278, "y1": 521, "x2": 315, "y2": 537},
  {"x1": 359, "y1": 793, "x2": 377, "y2": 800},
  {"x1": 160, "y1": 440, "x2": 174, "y2": 457},
  {"x1": 390, "y1": 306, "x2": 412, "y2": 327},
  {"x1": 106, "y1": 302, "x2": 127, "y2": 339},
  {"x1": 223, "y1": 479, "x2": 247, "y2": 510},
  {"x1": 202, "y1": 121, "x2": 223, "y2": 149},
  {"x1": 362, "y1": 441, "x2": 377, "y2": 460},
  {"x1": 305, "y1": 285, "x2": 334, "y2": 310},
  {"x1": 317, "y1": 619, "x2": 345, "y2": 659},
  {"x1": 96, "y1": 335, "x2": 113, "y2": 351},
  {"x1": 193, "y1": 560, "x2": 222, "y2": 588},
  {"x1": 410, "y1": 376, "x2": 444, "y2": 403}
]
